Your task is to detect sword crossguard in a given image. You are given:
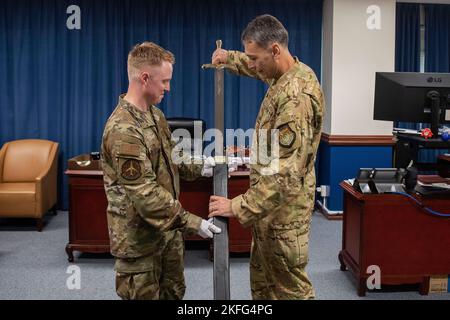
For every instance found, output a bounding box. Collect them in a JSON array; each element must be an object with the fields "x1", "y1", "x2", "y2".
[
  {"x1": 201, "y1": 39, "x2": 229, "y2": 69},
  {"x1": 214, "y1": 156, "x2": 227, "y2": 164}
]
